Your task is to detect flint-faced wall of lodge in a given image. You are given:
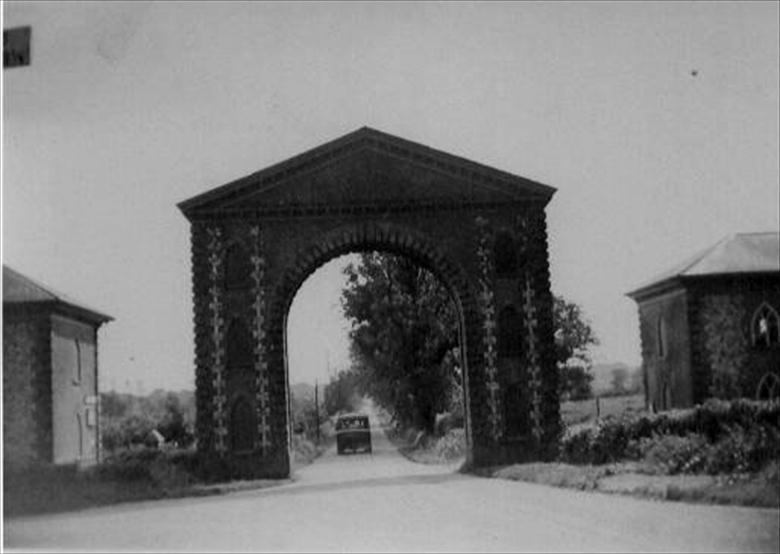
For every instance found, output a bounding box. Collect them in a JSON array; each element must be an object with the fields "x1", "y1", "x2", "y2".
[
  {"x1": 629, "y1": 233, "x2": 780, "y2": 410},
  {"x1": 687, "y1": 274, "x2": 780, "y2": 403},
  {"x1": 2, "y1": 308, "x2": 52, "y2": 467}
]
